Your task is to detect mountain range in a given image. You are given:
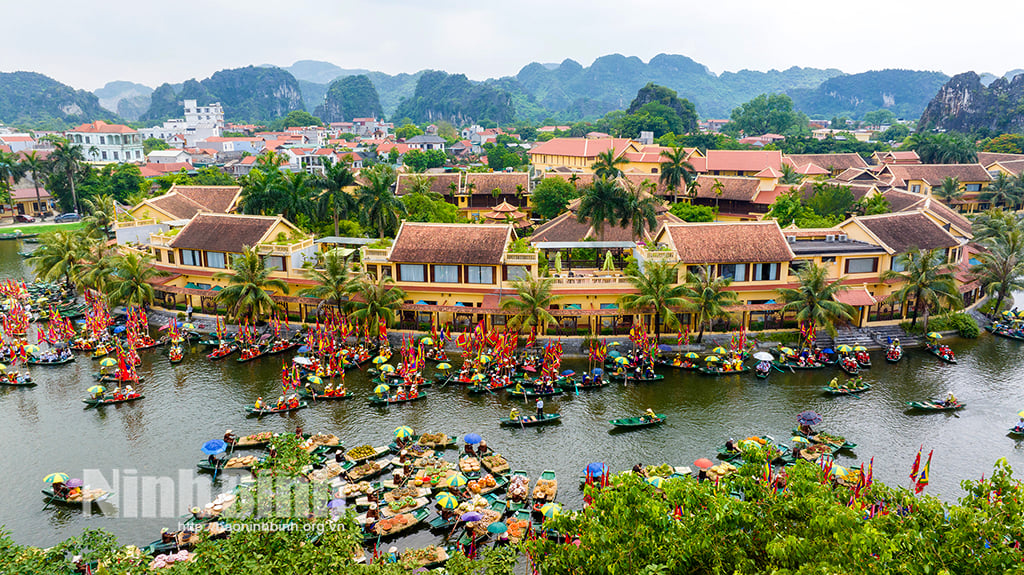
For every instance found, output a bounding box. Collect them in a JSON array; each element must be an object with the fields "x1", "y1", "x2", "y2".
[{"x1": 2, "y1": 55, "x2": 1023, "y2": 129}]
